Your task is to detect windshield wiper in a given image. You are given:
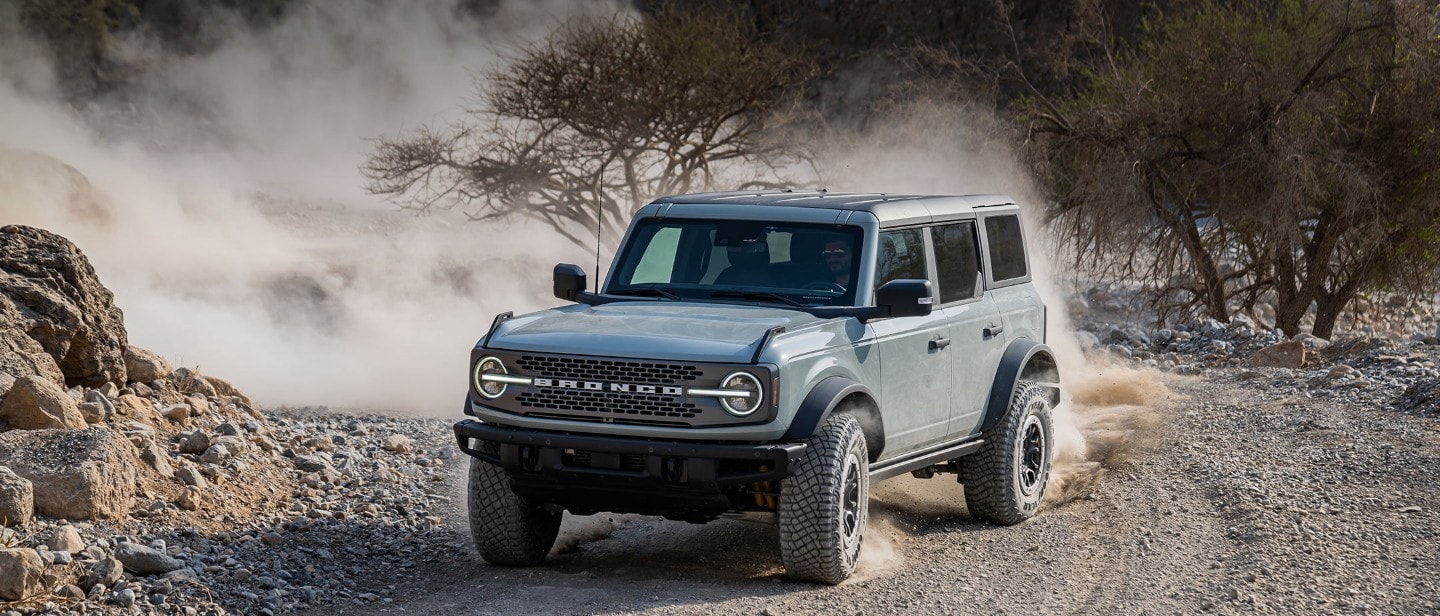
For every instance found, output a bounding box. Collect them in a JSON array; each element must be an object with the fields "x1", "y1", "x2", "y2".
[
  {"x1": 707, "y1": 290, "x2": 806, "y2": 308},
  {"x1": 608, "y1": 288, "x2": 681, "y2": 300}
]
